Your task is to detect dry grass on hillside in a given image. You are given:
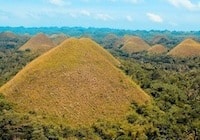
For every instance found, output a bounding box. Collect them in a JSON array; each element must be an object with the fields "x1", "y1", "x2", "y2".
[
  {"x1": 151, "y1": 35, "x2": 169, "y2": 45},
  {"x1": 0, "y1": 38, "x2": 150, "y2": 127},
  {"x1": 168, "y1": 38, "x2": 200, "y2": 57},
  {"x1": 148, "y1": 44, "x2": 168, "y2": 54},
  {"x1": 19, "y1": 33, "x2": 55, "y2": 54},
  {"x1": 49, "y1": 33, "x2": 68, "y2": 45},
  {"x1": 0, "y1": 31, "x2": 18, "y2": 39},
  {"x1": 121, "y1": 36, "x2": 150, "y2": 54}
]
